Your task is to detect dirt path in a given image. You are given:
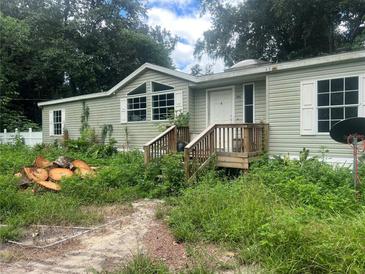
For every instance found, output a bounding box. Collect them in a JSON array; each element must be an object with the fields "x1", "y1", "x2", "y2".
[{"x1": 0, "y1": 199, "x2": 171, "y2": 274}]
